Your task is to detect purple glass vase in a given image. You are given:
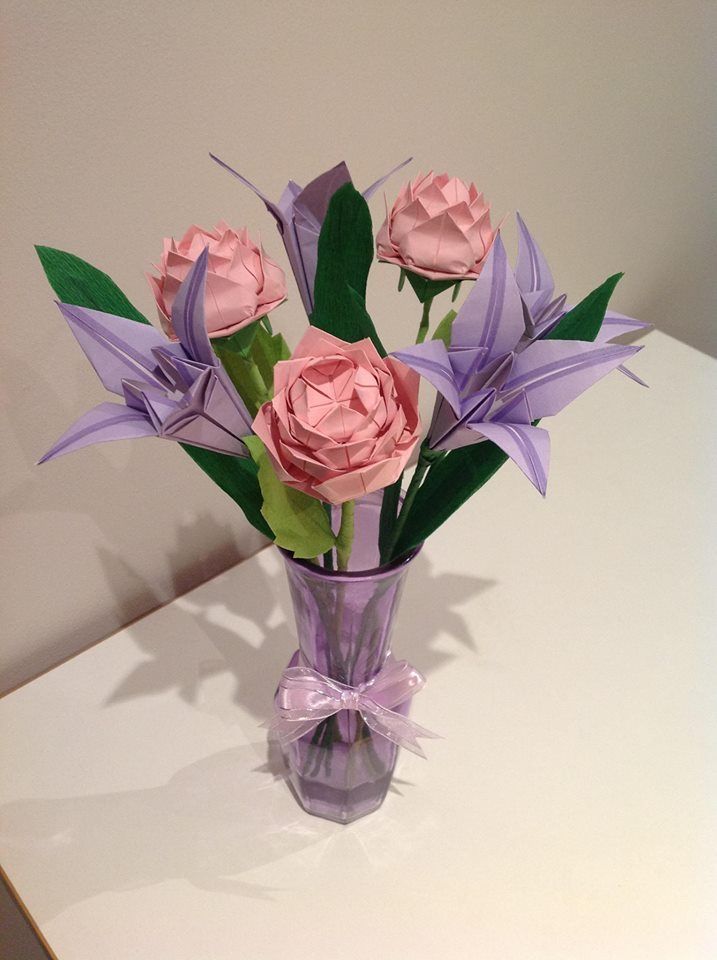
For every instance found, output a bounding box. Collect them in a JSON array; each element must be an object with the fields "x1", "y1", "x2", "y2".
[{"x1": 276, "y1": 493, "x2": 421, "y2": 824}]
